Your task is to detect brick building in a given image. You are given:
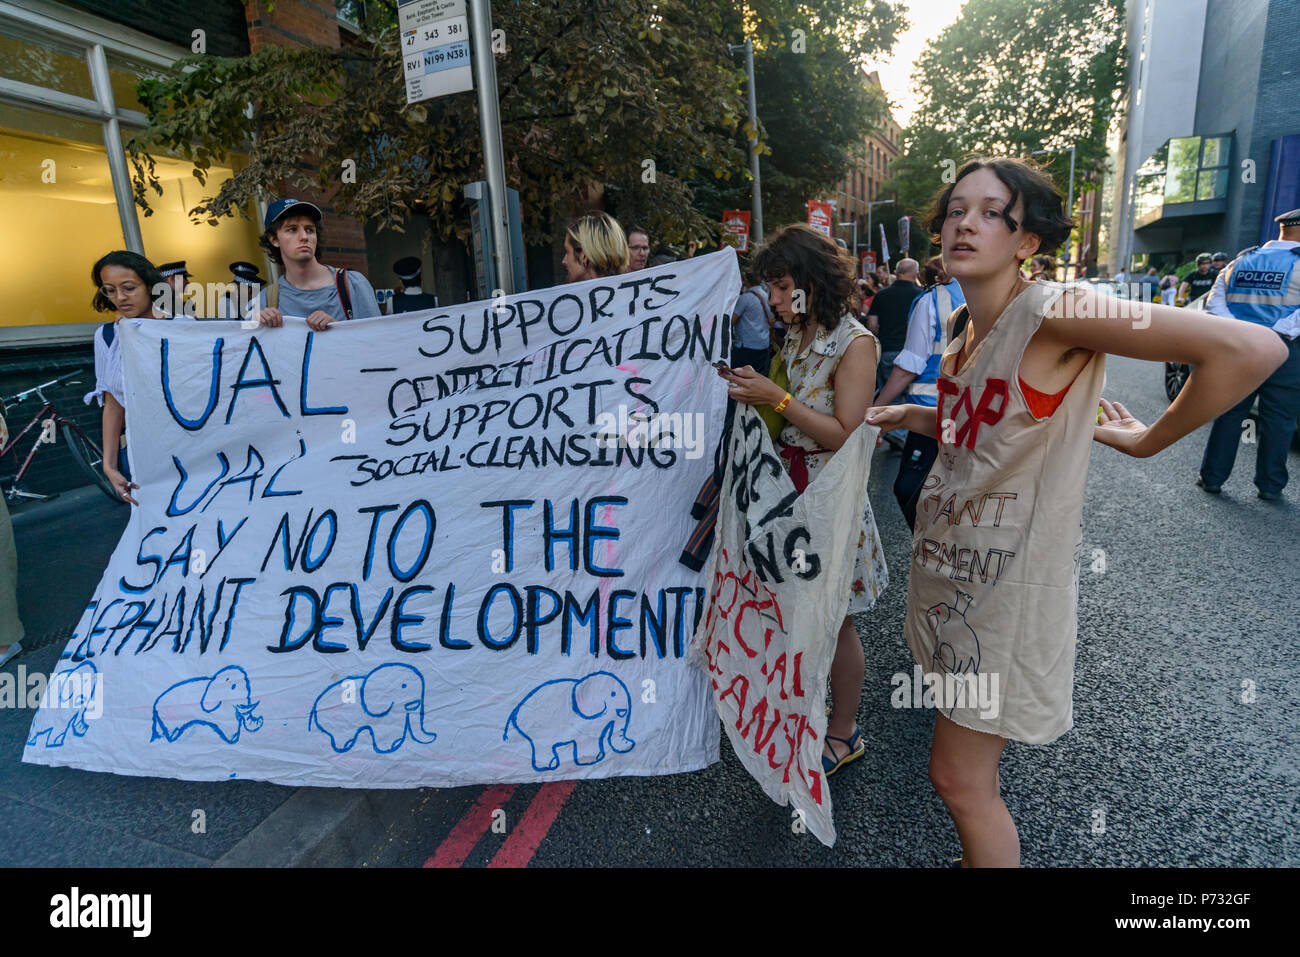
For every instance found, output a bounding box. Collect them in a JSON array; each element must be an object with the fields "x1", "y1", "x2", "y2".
[{"x1": 827, "y1": 69, "x2": 901, "y2": 265}]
